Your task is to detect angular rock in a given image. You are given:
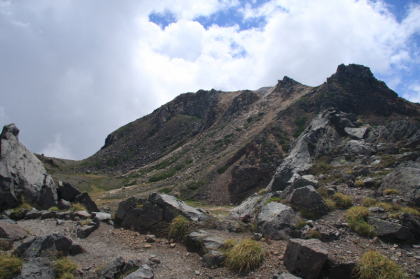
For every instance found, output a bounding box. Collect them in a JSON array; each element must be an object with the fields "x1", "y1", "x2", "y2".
[
  {"x1": 13, "y1": 233, "x2": 74, "y2": 260},
  {"x1": 0, "y1": 221, "x2": 27, "y2": 240},
  {"x1": 57, "y1": 182, "x2": 81, "y2": 202},
  {"x1": 288, "y1": 186, "x2": 328, "y2": 218},
  {"x1": 25, "y1": 208, "x2": 42, "y2": 219},
  {"x1": 344, "y1": 127, "x2": 369, "y2": 140},
  {"x1": 55, "y1": 211, "x2": 72, "y2": 220},
  {"x1": 0, "y1": 123, "x2": 58, "y2": 211},
  {"x1": 72, "y1": 211, "x2": 90, "y2": 219},
  {"x1": 69, "y1": 242, "x2": 85, "y2": 255},
  {"x1": 123, "y1": 264, "x2": 154, "y2": 279},
  {"x1": 202, "y1": 250, "x2": 226, "y2": 268},
  {"x1": 15, "y1": 257, "x2": 54, "y2": 279},
  {"x1": 255, "y1": 202, "x2": 301, "y2": 240},
  {"x1": 57, "y1": 199, "x2": 72, "y2": 210},
  {"x1": 399, "y1": 213, "x2": 420, "y2": 239},
  {"x1": 97, "y1": 256, "x2": 126, "y2": 279},
  {"x1": 202, "y1": 236, "x2": 225, "y2": 251},
  {"x1": 322, "y1": 255, "x2": 356, "y2": 279},
  {"x1": 284, "y1": 238, "x2": 329, "y2": 279},
  {"x1": 0, "y1": 214, "x2": 16, "y2": 224},
  {"x1": 343, "y1": 140, "x2": 376, "y2": 157},
  {"x1": 77, "y1": 217, "x2": 100, "y2": 238},
  {"x1": 91, "y1": 212, "x2": 112, "y2": 221},
  {"x1": 41, "y1": 211, "x2": 57, "y2": 219},
  {"x1": 229, "y1": 194, "x2": 264, "y2": 219},
  {"x1": 380, "y1": 161, "x2": 420, "y2": 206},
  {"x1": 74, "y1": 192, "x2": 100, "y2": 213},
  {"x1": 368, "y1": 217, "x2": 415, "y2": 241}
]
